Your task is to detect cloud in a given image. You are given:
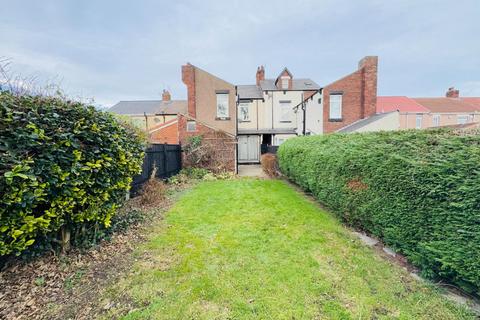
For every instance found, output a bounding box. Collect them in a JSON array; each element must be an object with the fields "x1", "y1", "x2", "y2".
[
  {"x1": 460, "y1": 81, "x2": 480, "y2": 96},
  {"x1": 1, "y1": 0, "x2": 479, "y2": 106}
]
